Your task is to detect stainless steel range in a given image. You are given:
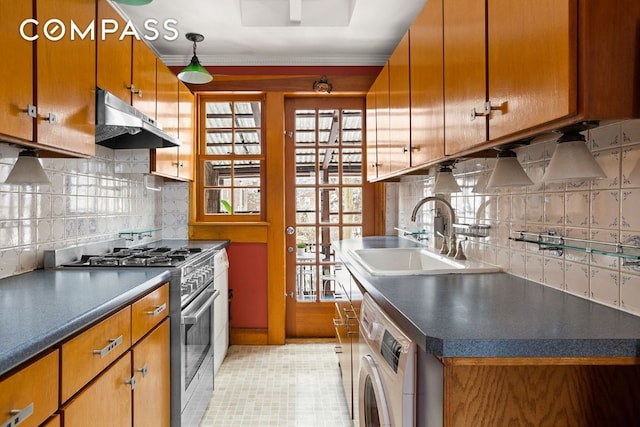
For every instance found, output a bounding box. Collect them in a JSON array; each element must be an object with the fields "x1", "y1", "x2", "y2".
[{"x1": 45, "y1": 238, "x2": 229, "y2": 427}]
